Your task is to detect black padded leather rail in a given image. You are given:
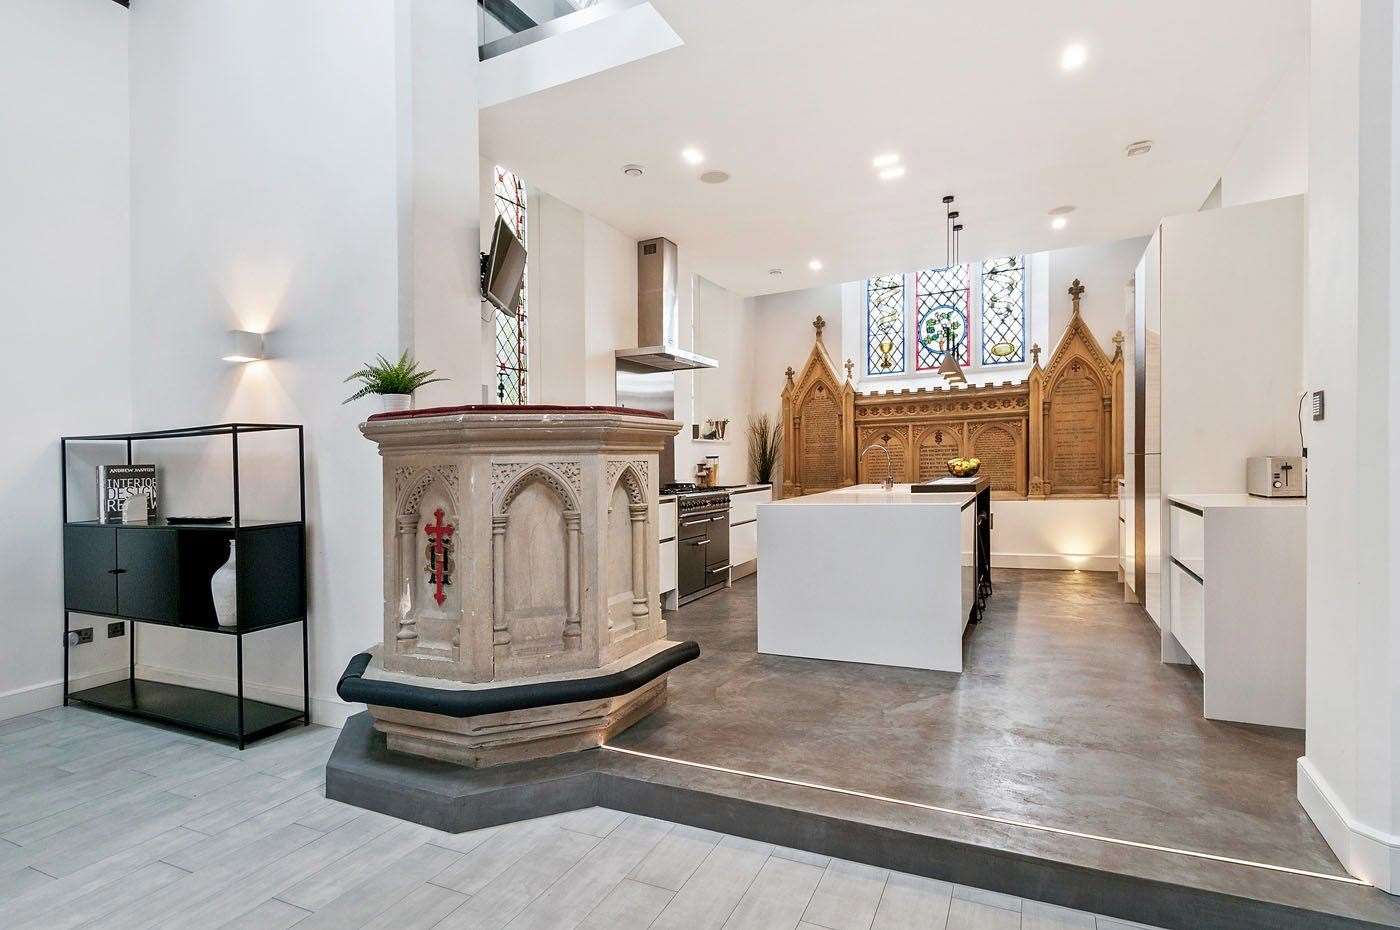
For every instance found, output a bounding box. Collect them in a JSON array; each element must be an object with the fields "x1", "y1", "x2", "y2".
[{"x1": 337, "y1": 641, "x2": 700, "y2": 718}]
